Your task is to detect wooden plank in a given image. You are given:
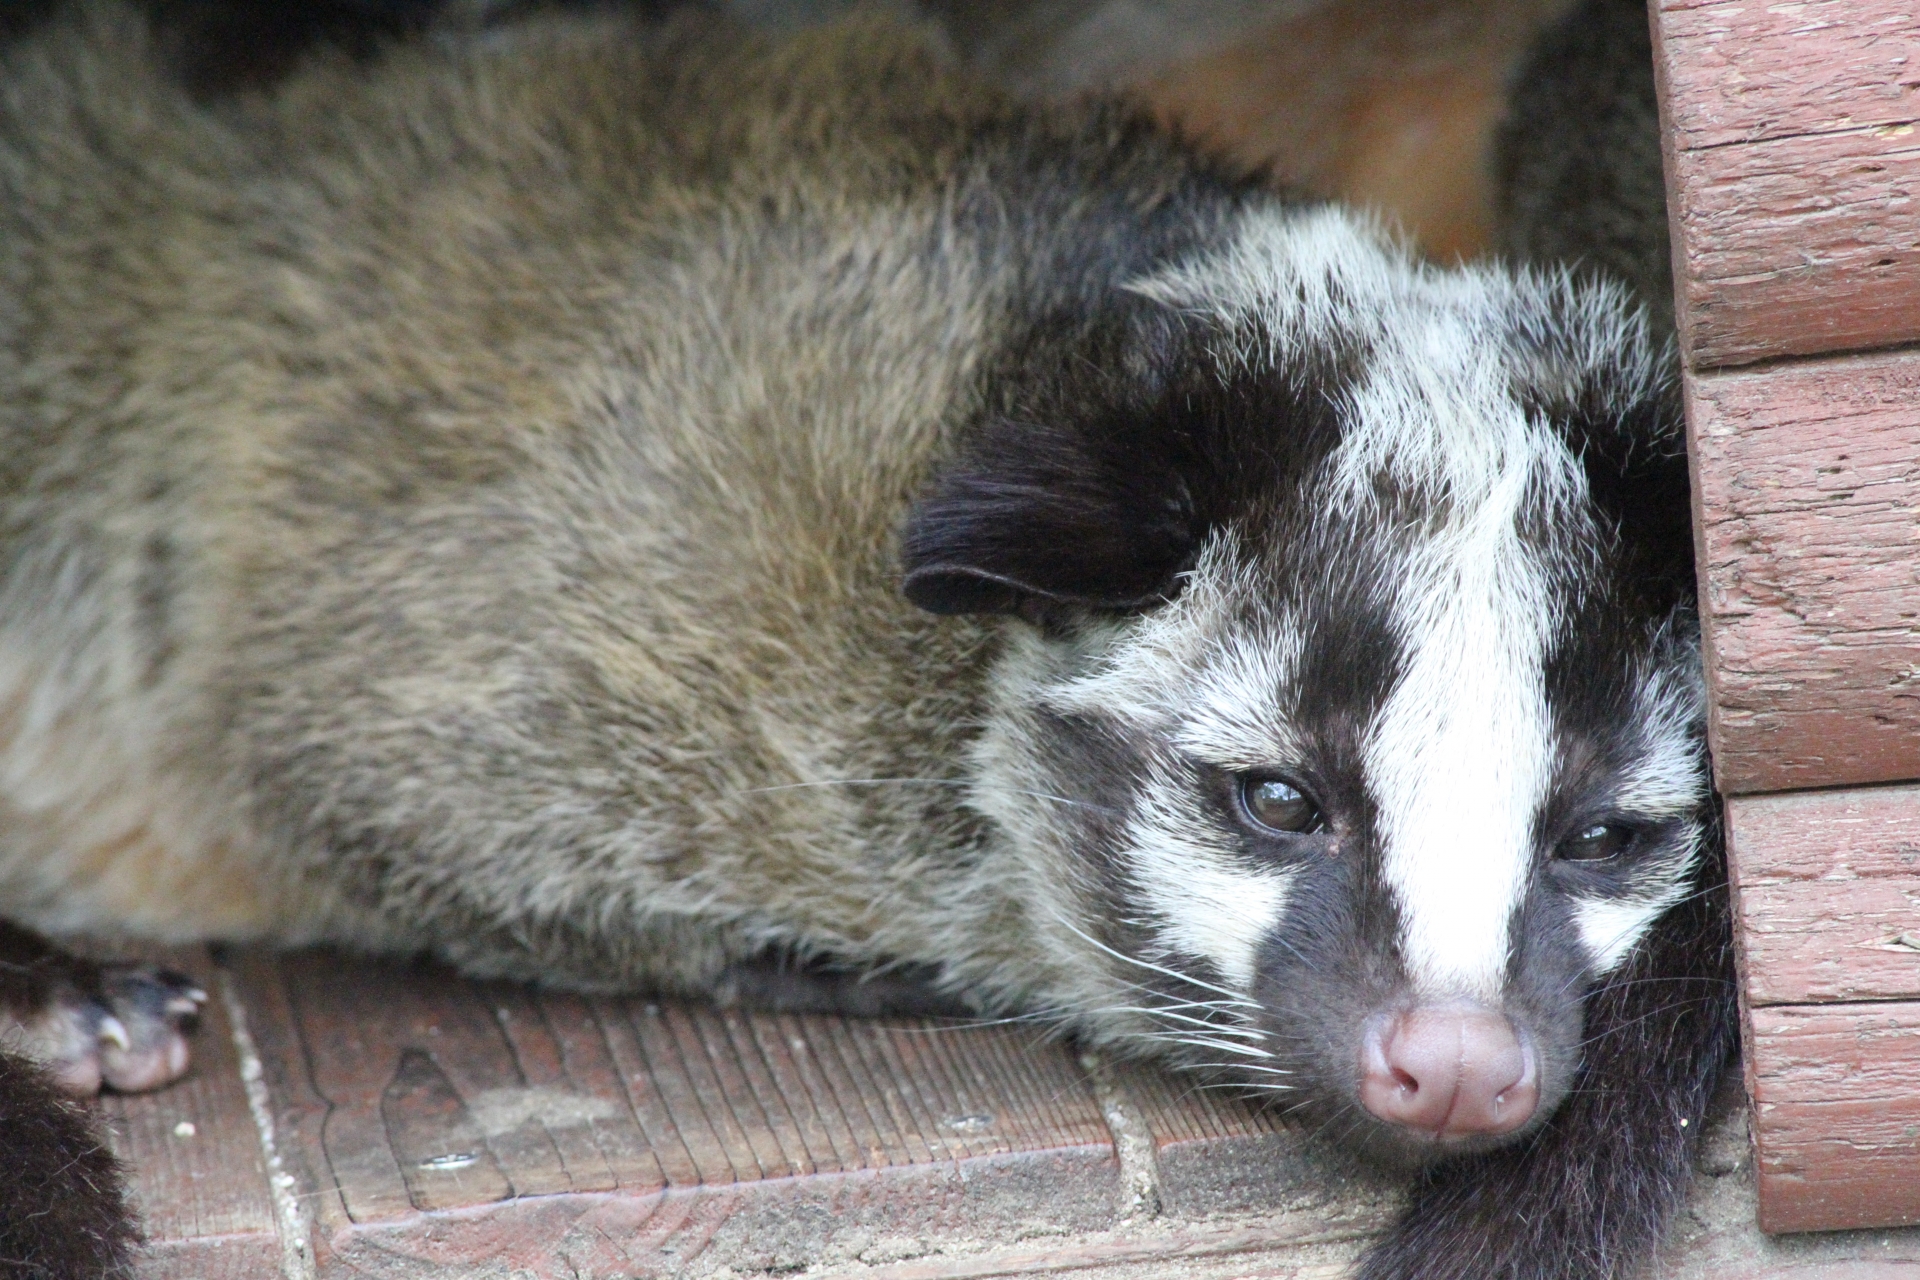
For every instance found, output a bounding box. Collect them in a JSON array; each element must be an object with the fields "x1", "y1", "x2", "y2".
[
  {"x1": 224, "y1": 949, "x2": 1125, "y2": 1278},
  {"x1": 488, "y1": 988, "x2": 666, "y2": 1193},
  {"x1": 1747, "y1": 1001, "x2": 1920, "y2": 1234},
  {"x1": 1653, "y1": 0, "x2": 1920, "y2": 367},
  {"x1": 64, "y1": 944, "x2": 280, "y2": 1280},
  {"x1": 1685, "y1": 350, "x2": 1920, "y2": 795},
  {"x1": 1657, "y1": 1, "x2": 1920, "y2": 149},
  {"x1": 1114, "y1": 1065, "x2": 1397, "y2": 1227},
  {"x1": 83, "y1": 944, "x2": 1920, "y2": 1268},
  {"x1": 1727, "y1": 786, "x2": 1920, "y2": 1006}
]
